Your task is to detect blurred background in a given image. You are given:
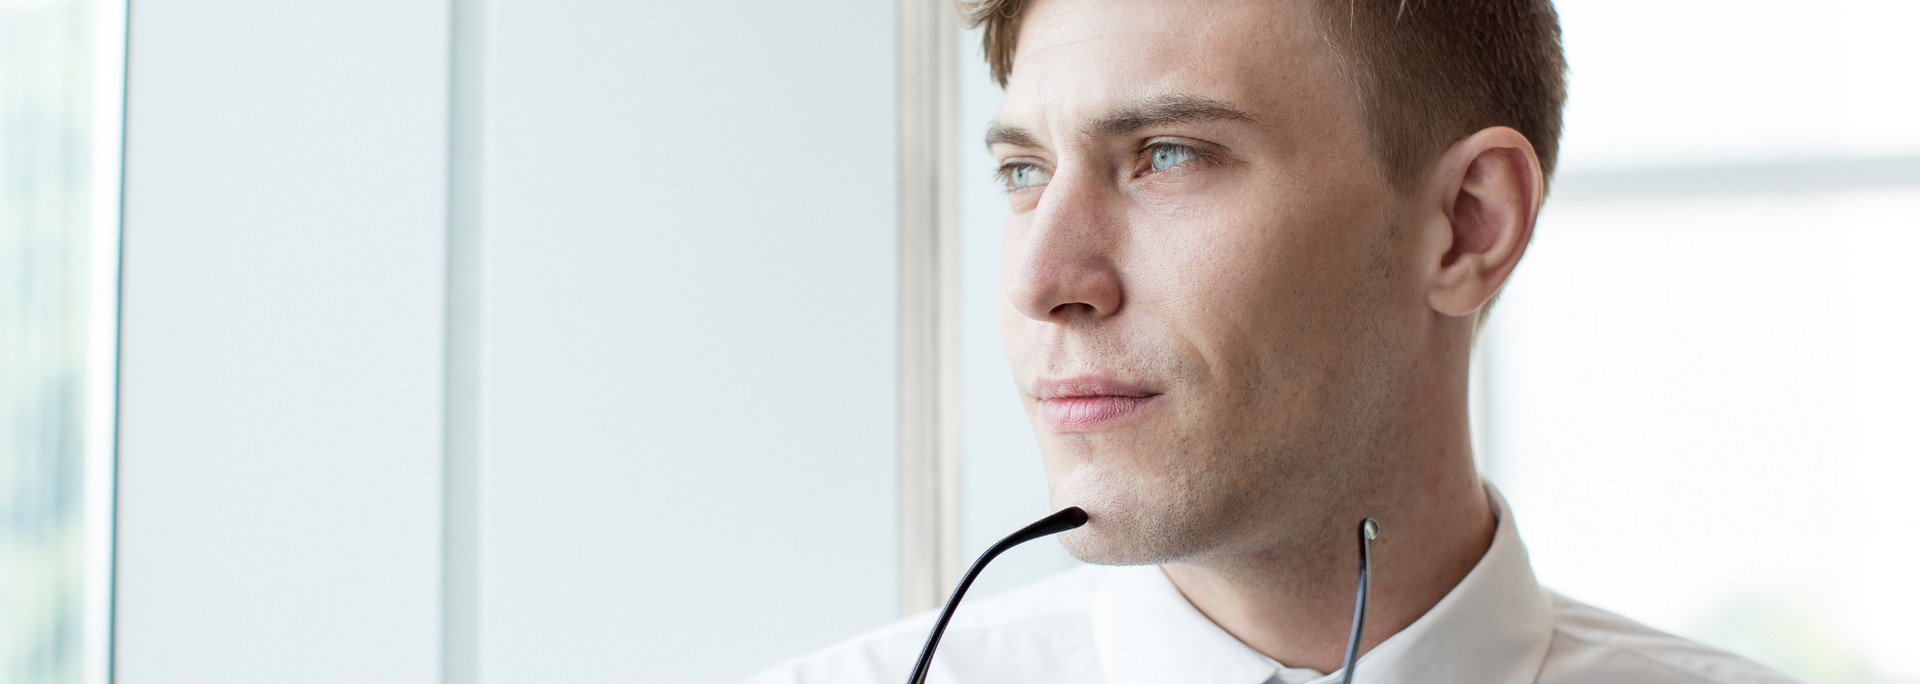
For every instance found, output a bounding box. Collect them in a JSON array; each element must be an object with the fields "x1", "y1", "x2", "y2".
[{"x1": 1, "y1": 1, "x2": 1914, "y2": 683}]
